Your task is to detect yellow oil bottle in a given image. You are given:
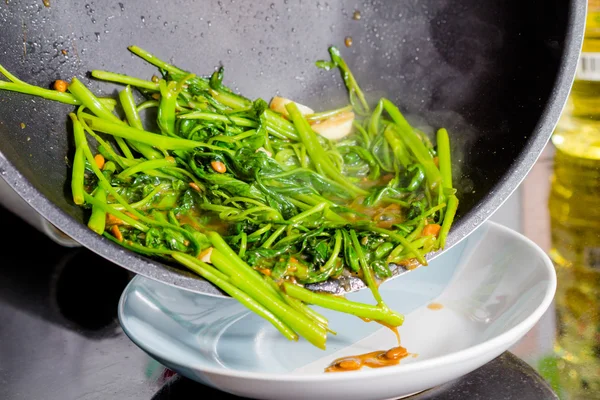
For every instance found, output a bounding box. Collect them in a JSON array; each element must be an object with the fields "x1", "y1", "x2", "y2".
[{"x1": 548, "y1": 1, "x2": 600, "y2": 397}]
